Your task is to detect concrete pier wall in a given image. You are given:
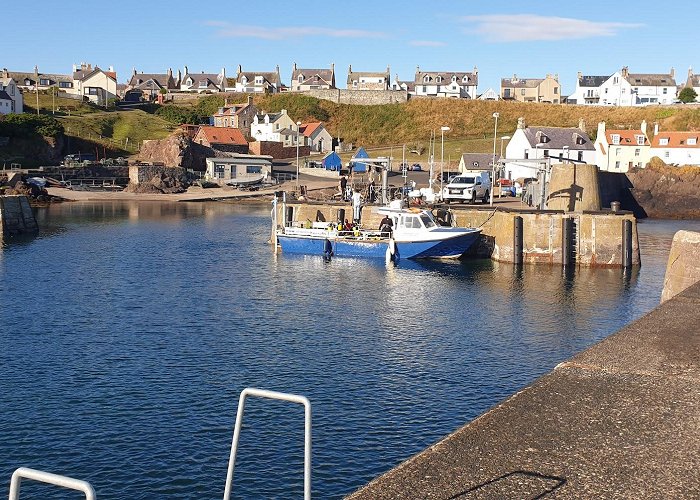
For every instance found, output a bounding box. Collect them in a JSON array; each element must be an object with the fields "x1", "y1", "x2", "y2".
[
  {"x1": 0, "y1": 195, "x2": 38, "y2": 236},
  {"x1": 661, "y1": 230, "x2": 700, "y2": 302},
  {"x1": 283, "y1": 202, "x2": 640, "y2": 268}
]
